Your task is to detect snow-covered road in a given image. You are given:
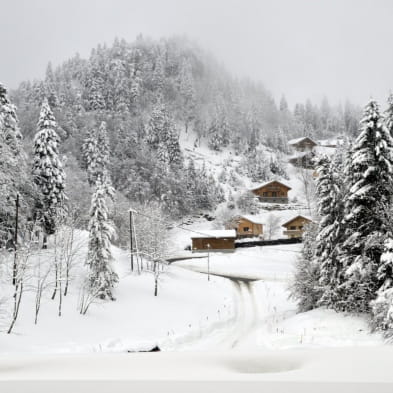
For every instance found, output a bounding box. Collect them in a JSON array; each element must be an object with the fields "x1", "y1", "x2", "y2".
[
  {"x1": 173, "y1": 264, "x2": 276, "y2": 350},
  {"x1": 173, "y1": 245, "x2": 383, "y2": 351}
]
